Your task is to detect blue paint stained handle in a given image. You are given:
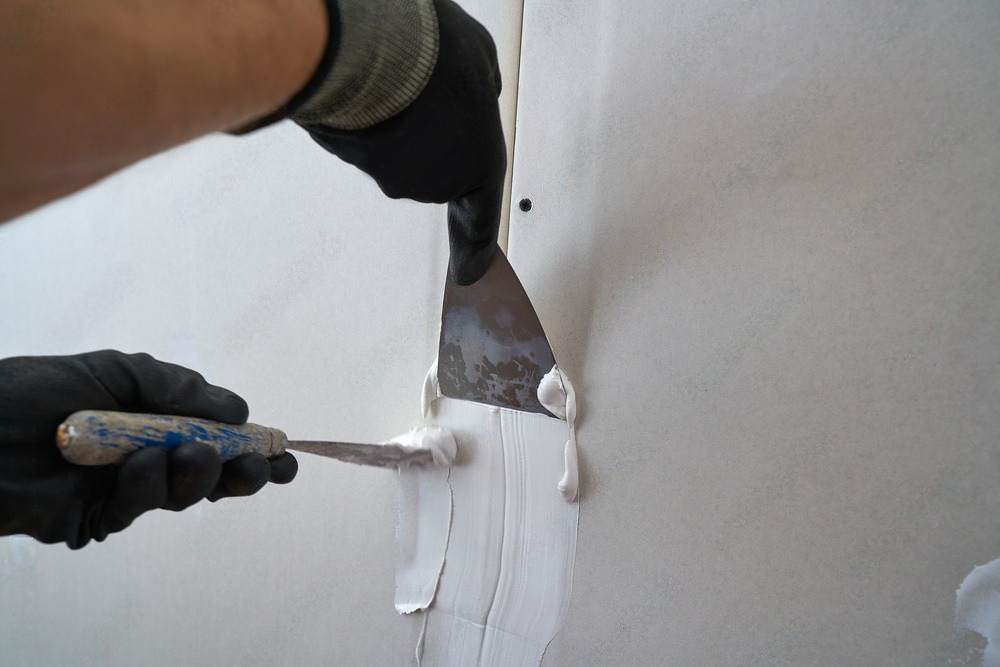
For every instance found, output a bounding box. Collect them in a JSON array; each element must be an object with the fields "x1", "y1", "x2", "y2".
[{"x1": 56, "y1": 411, "x2": 288, "y2": 466}]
